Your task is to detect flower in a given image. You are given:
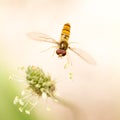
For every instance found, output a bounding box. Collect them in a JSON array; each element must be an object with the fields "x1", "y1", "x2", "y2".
[
  {"x1": 10, "y1": 65, "x2": 78, "y2": 120},
  {"x1": 26, "y1": 66, "x2": 55, "y2": 97},
  {"x1": 12, "y1": 66, "x2": 56, "y2": 114}
]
